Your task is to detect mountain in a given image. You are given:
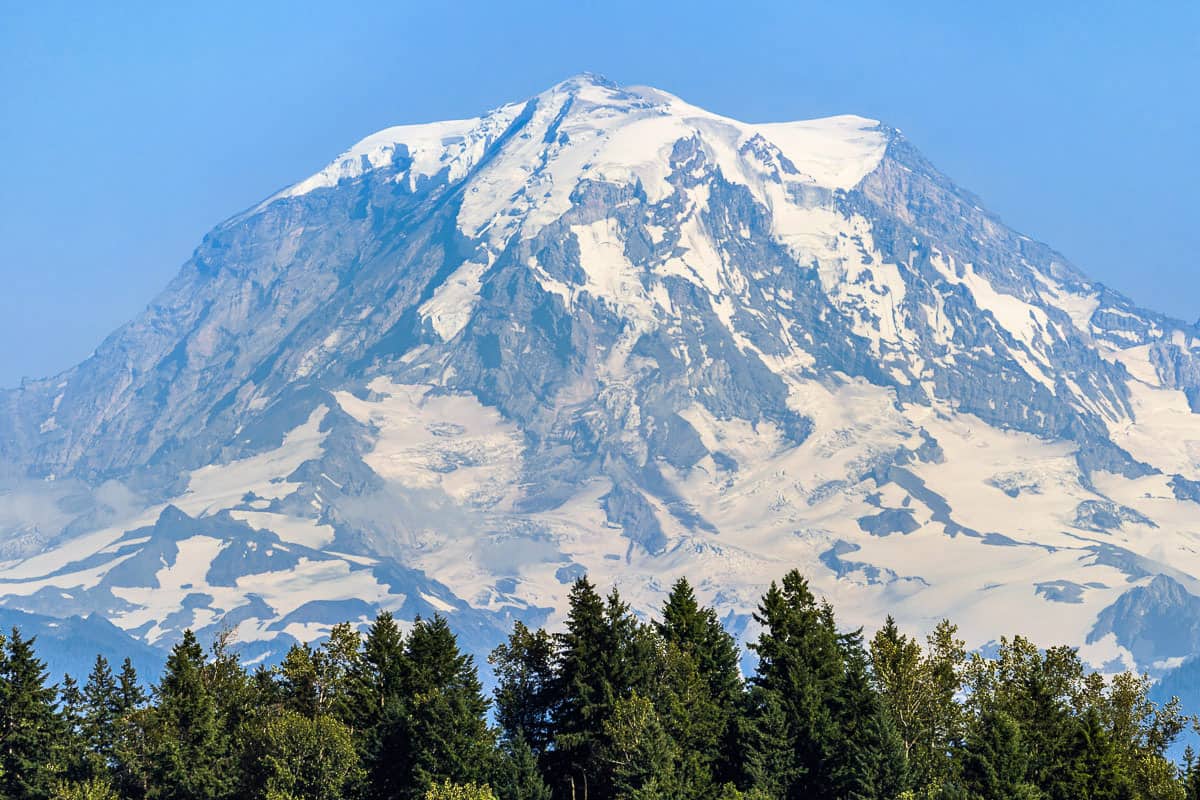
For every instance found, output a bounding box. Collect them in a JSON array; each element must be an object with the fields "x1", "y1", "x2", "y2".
[{"x1": 3, "y1": 73, "x2": 1200, "y2": 676}]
